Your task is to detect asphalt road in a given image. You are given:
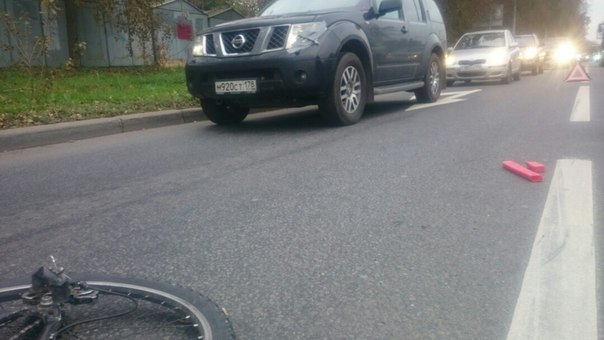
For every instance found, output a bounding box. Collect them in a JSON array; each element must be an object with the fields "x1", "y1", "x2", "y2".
[{"x1": 1, "y1": 65, "x2": 602, "y2": 339}]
